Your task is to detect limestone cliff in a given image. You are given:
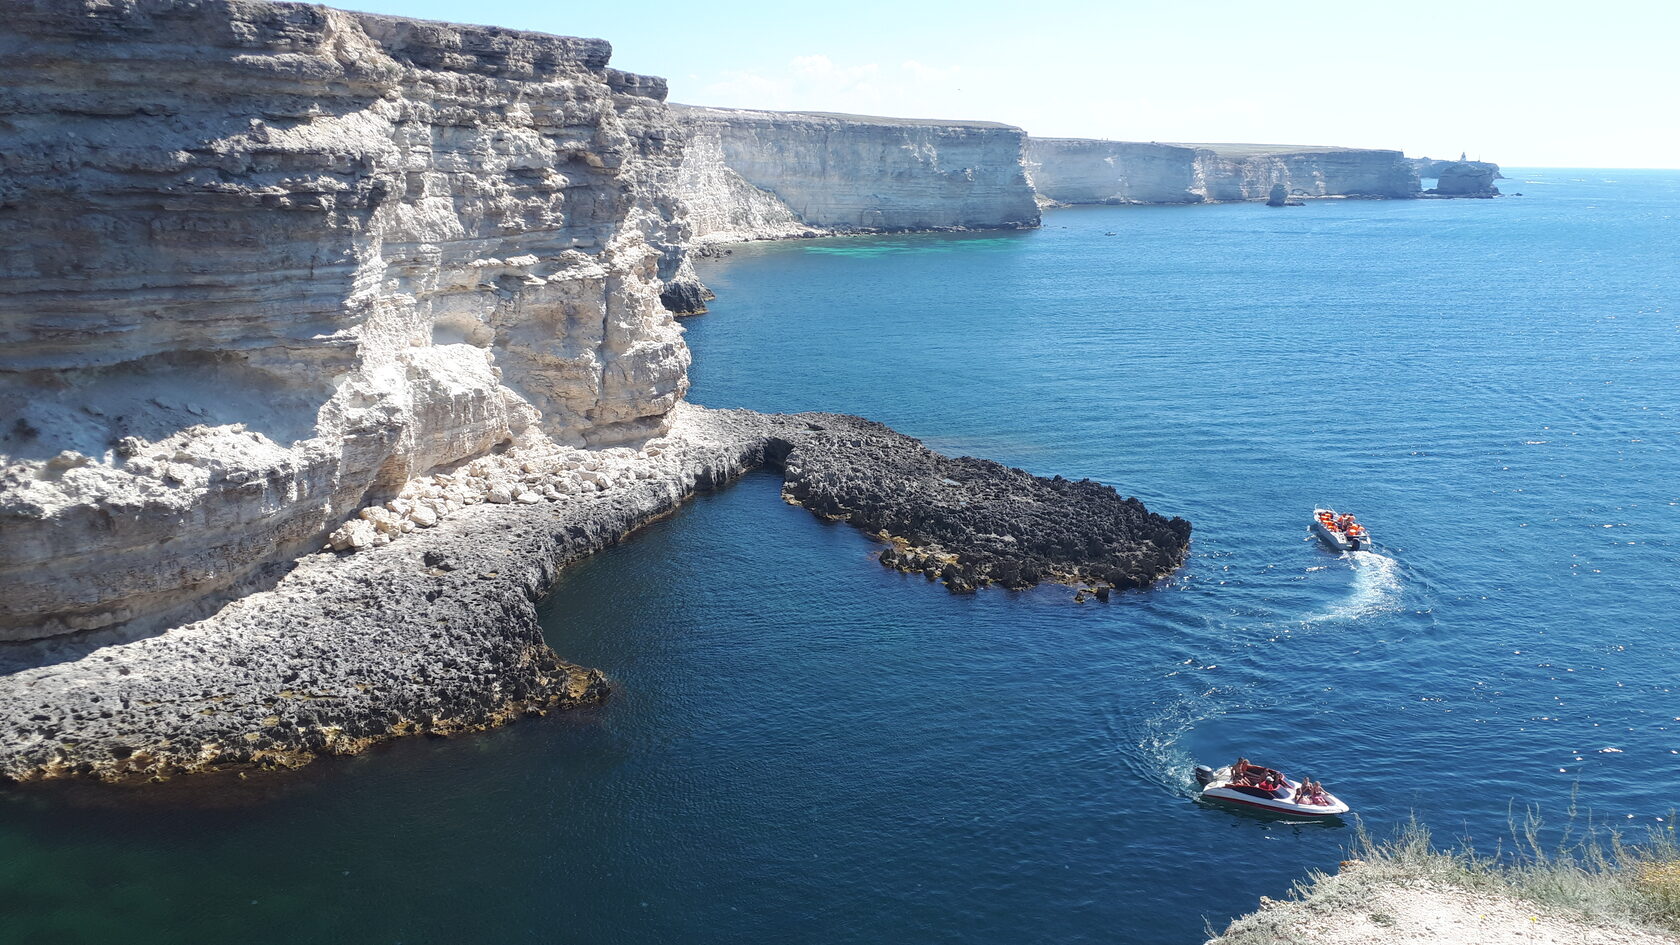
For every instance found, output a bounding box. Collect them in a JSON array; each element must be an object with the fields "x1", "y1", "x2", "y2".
[
  {"x1": 1027, "y1": 138, "x2": 1420, "y2": 204},
  {"x1": 672, "y1": 105, "x2": 1042, "y2": 242},
  {"x1": 1411, "y1": 156, "x2": 1503, "y2": 182},
  {"x1": 1023, "y1": 139, "x2": 1208, "y2": 204},
  {"x1": 0, "y1": 0, "x2": 693, "y2": 640},
  {"x1": 1430, "y1": 161, "x2": 1502, "y2": 197}
]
